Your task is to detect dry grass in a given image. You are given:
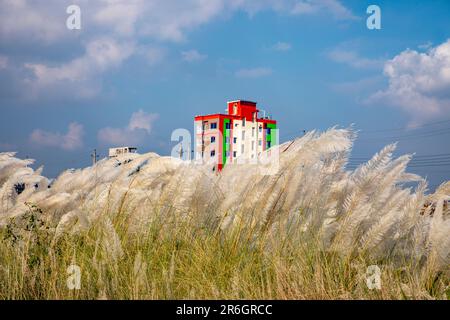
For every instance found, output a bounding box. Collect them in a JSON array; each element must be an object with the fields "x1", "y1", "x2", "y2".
[
  {"x1": 0, "y1": 201, "x2": 448, "y2": 300},
  {"x1": 0, "y1": 129, "x2": 449, "y2": 299}
]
